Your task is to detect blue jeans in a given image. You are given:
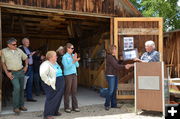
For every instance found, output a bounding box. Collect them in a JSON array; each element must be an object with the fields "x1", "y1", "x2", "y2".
[
  {"x1": 104, "y1": 75, "x2": 118, "y2": 107},
  {"x1": 25, "y1": 66, "x2": 34, "y2": 99}
]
